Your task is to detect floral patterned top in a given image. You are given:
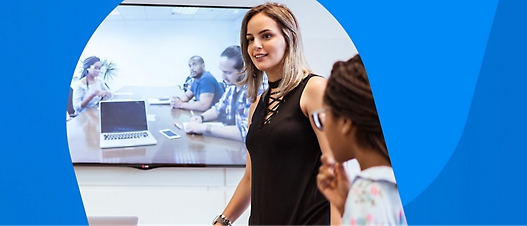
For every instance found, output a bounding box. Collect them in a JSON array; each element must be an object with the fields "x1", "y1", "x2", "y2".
[{"x1": 342, "y1": 166, "x2": 407, "y2": 225}]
